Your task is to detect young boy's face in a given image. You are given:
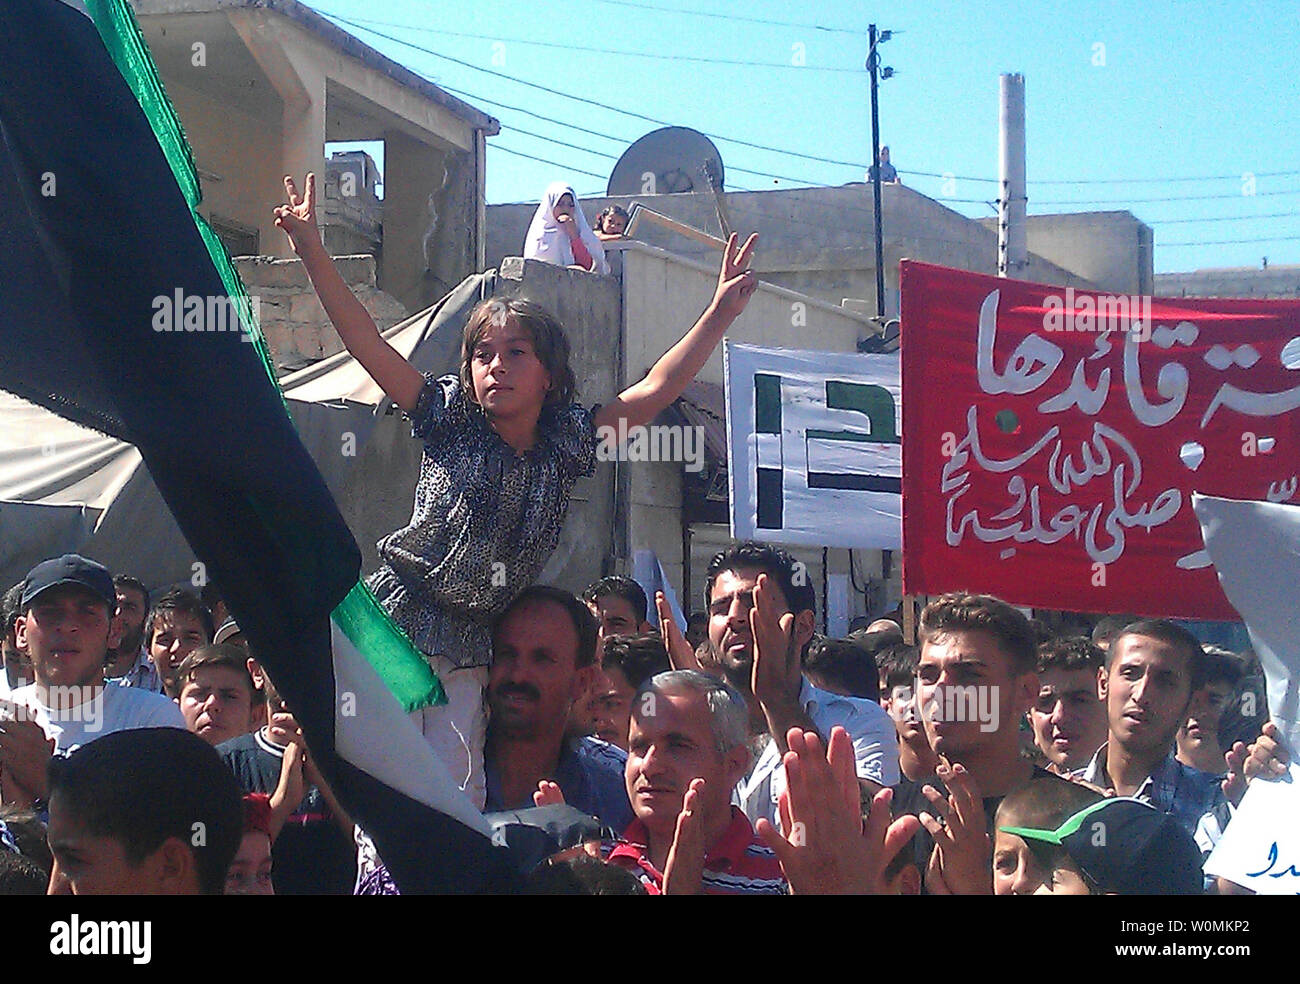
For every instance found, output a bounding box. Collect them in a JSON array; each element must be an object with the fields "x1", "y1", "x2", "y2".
[
  {"x1": 149, "y1": 610, "x2": 208, "y2": 695},
  {"x1": 225, "y1": 831, "x2": 274, "y2": 896},
  {"x1": 46, "y1": 794, "x2": 170, "y2": 895},
  {"x1": 992, "y1": 829, "x2": 1090, "y2": 896},
  {"x1": 180, "y1": 665, "x2": 255, "y2": 746}
]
